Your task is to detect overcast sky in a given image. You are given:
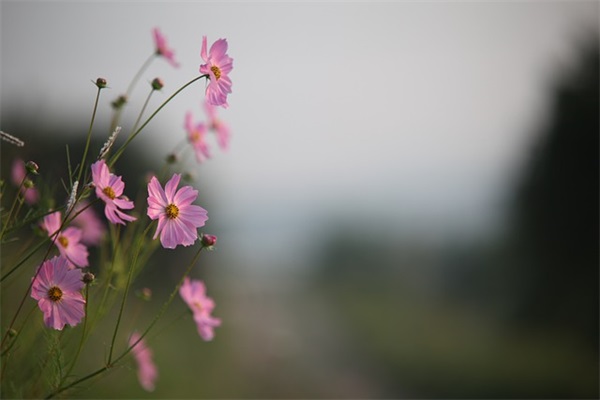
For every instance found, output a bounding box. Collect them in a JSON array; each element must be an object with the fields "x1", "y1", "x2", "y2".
[{"x1": 1, "y1": 1, "x2": 597, "y2": 263}]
